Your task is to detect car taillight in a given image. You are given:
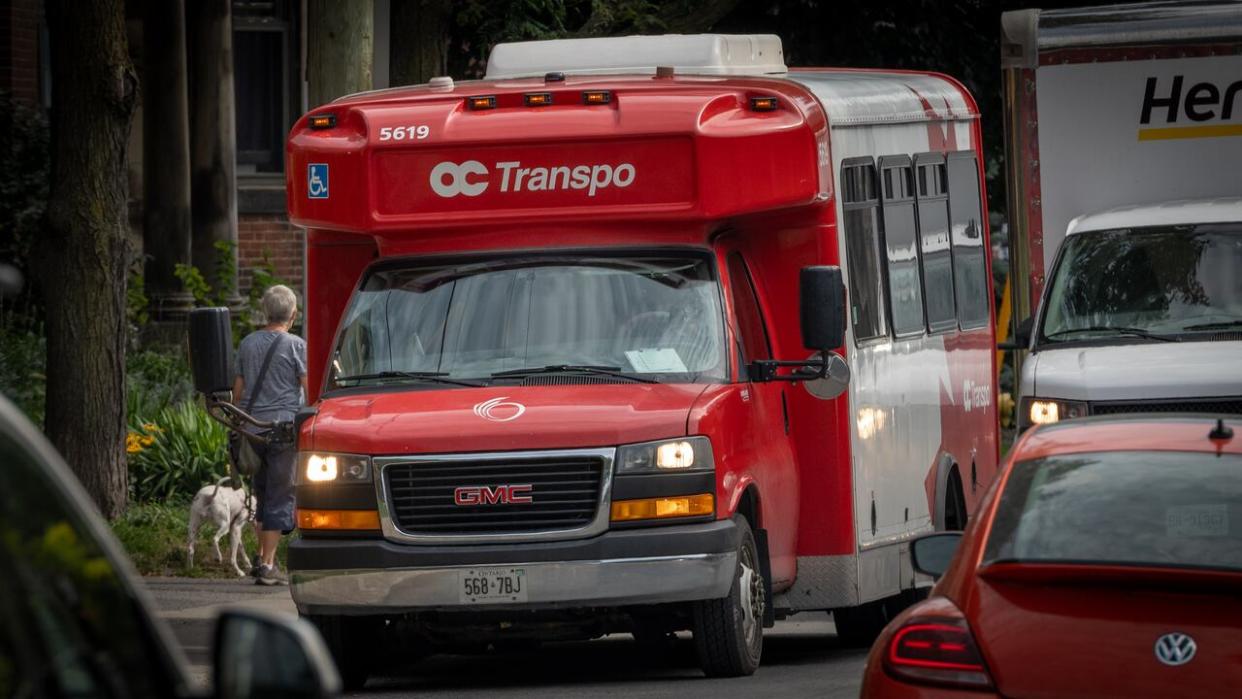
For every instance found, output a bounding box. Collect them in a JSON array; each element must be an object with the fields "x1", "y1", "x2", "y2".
[{"x1": 883, "y1": 598, "x2": 994, "y2": 690}]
